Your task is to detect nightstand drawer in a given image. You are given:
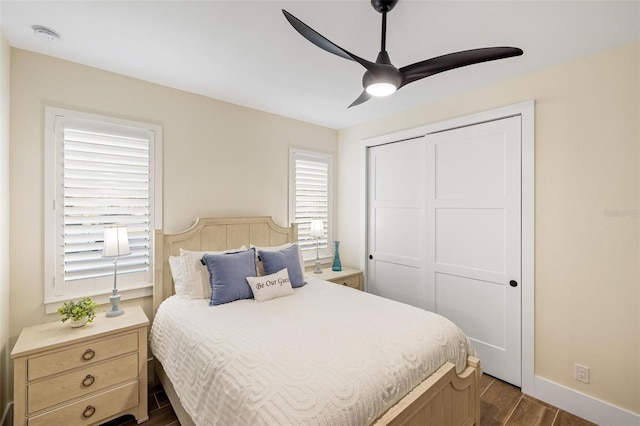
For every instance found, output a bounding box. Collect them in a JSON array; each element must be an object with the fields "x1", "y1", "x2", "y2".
[
  {"x1": 28, "y1": 353, "x2": 138, "y2": 414},
  {"x1": 28, "y1": 381, "x2": 139, "y2": 426},
  {"x1": 28, "y1": 332, "x2": 138, "y2": 381},
  {"x1": 331, "y1": 275, "x2": 362, "y2": 290}
]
